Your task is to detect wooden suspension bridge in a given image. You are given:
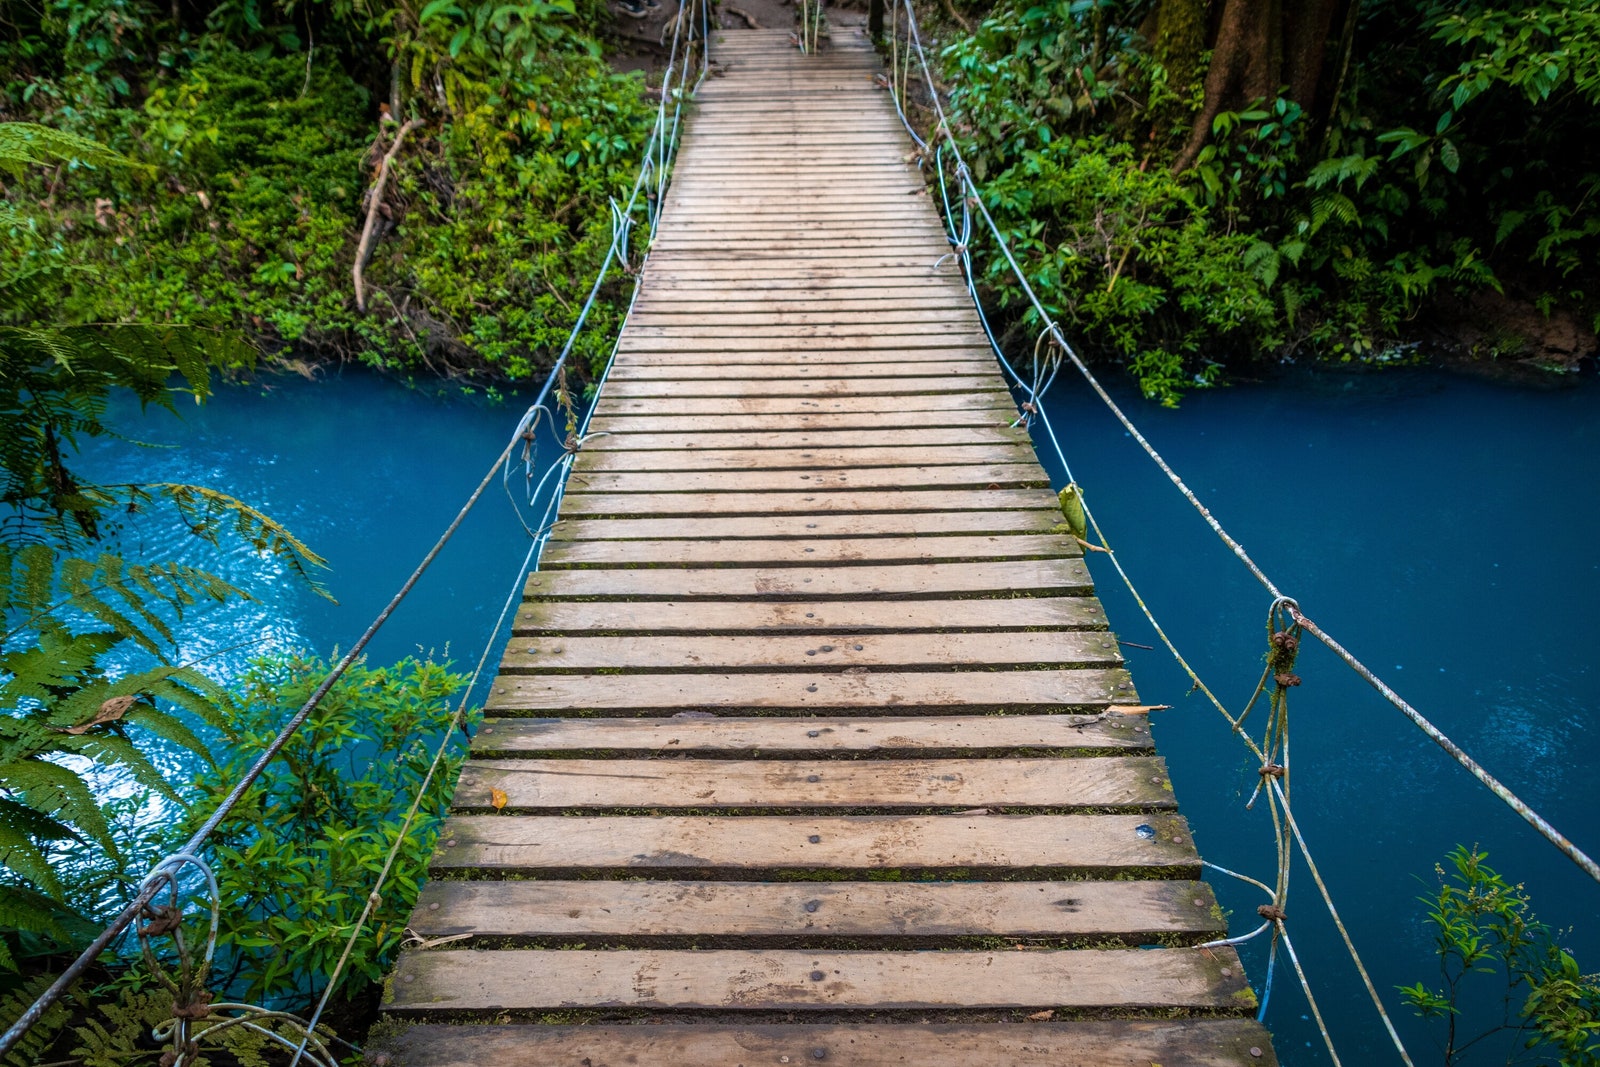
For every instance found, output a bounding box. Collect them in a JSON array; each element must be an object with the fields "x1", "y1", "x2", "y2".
[{"x1": 378, "y1": 26, "x2": 1278, "y2": 1067}]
